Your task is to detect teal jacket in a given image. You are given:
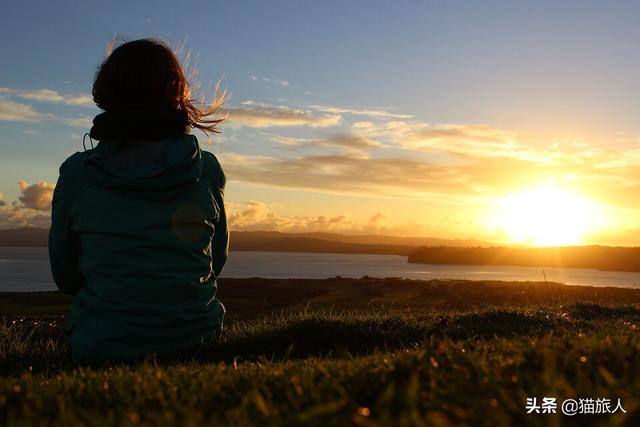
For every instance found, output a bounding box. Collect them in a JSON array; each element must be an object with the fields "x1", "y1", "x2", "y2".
[{"x1": 48, "y1": 134, "x2": 229, "y2": 362}]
